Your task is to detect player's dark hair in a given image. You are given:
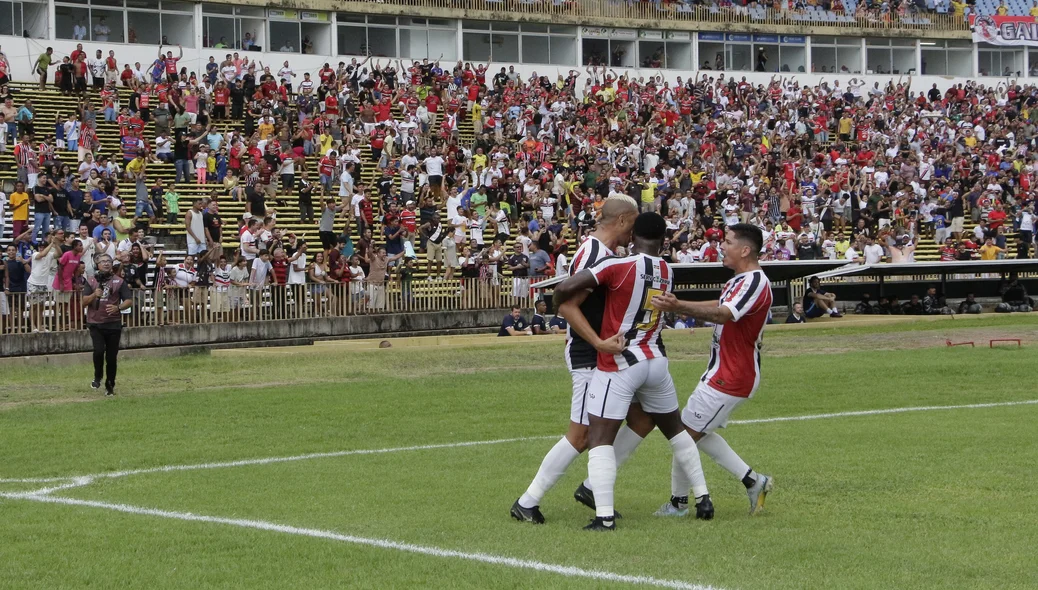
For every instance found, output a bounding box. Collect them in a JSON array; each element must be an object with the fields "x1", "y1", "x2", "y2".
[
  {"x1": 728, "y1": 223, "x2": 763, "y2": 255},
  {"x1": 633, "y1": 212, "x2": 666, "y2": 241}
]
